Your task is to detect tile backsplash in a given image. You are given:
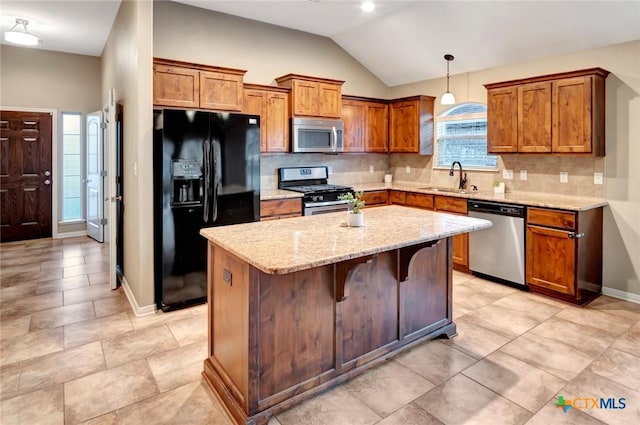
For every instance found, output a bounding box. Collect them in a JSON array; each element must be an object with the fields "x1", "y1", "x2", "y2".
[{"x1": 261, "y1": 153, "x2": 605, "y2": 198}]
